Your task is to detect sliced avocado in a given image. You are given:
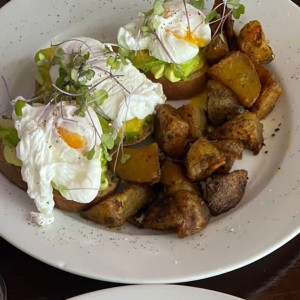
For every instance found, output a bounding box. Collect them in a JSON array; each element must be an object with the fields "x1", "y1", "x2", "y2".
[
  {"x1": 164, "y1": 66, "x2": 181, "y2": 82},
  {"x1": 150, "y1": 64, "x2": 165, "y2": 79},
  {"x1": 3, "y1": 145, "x2": 22, "y2": 167},
  {"x1": 129, "y1": 49, "x2": 206, "y2": 82},
  {"x1": 119, "y1": 115, "x2": 154, "y2": 145},
  {"x1": 178, "y1": 54, "x2": 202, "y2": 77},
  {"x1": 0, "y1": 120, "x2": 19, "y2": 148}
]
